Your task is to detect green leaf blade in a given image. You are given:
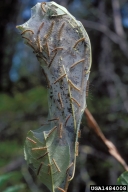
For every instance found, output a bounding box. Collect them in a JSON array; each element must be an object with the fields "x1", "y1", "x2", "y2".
[
  {"x1": 24, "y1": 127, "x2": 70, "y2": 191},
  {"x1": 116, "y1": 171, "x2": 128, "y2": 192}
]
